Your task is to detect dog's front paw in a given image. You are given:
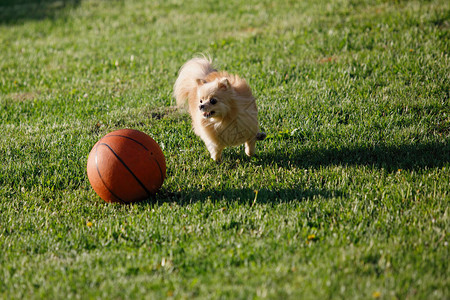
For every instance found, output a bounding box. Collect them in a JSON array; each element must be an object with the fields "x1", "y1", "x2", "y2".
[
  {"x1": 207, "y1": 146, "x2": 223, "y2": 162},
  {"x1": 211, "y1": 152, "x2": 222, "y2": 162}
]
